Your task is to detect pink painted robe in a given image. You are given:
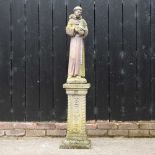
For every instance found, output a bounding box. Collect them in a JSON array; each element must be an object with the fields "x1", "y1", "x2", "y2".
[
  {"x1": 68, "y1": 35, "x2": 83, "y2": 76},
  {"x1": 66, "y1": 14, "x2": 88, "y2": 77}
]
